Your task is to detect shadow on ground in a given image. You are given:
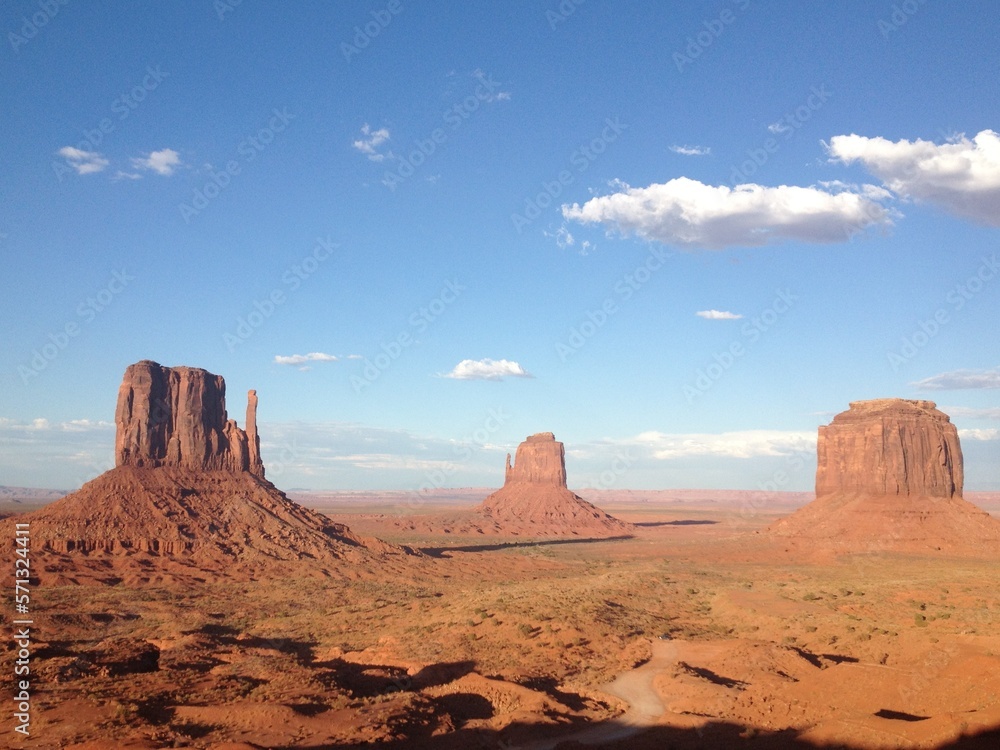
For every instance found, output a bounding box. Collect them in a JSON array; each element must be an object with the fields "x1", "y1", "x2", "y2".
[
  {"x1": 420, "y1": 535, "x2": 634, "y2": 557},
  {"x1": 273, "y1": 721, "x2": 1000, "y2": 749}
]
